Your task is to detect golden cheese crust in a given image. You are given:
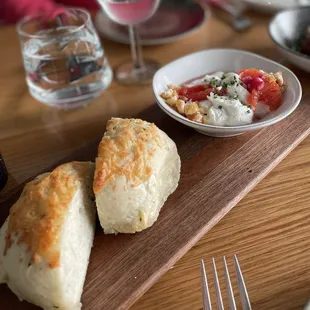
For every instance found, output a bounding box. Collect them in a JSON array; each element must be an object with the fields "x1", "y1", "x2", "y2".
[
  {"x1": 93, "y1": 118, "x2": 162, "y2": 193},
  {"x1": 3, "y1": 161, "x2": 94, "y2": 268}
]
